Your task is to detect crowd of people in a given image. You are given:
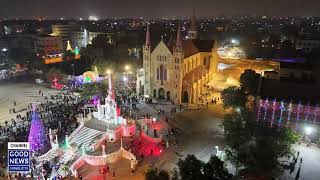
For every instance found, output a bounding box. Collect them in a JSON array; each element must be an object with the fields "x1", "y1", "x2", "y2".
[
  {"x1": 0, "y1": 89, "x2": 88, "y2": 179},
  {"x1": 1, "y1": 75, "x2": 182, "y2": 179}
]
